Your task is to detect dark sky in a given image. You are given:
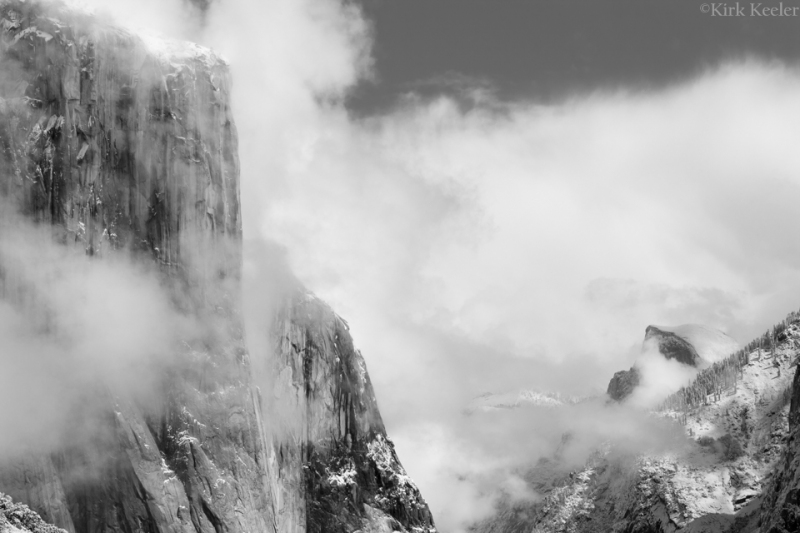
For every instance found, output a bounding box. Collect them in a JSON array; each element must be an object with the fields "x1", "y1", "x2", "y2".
[{"x1": 348, "y1": 0, "x2": 800, "y2": 114}]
